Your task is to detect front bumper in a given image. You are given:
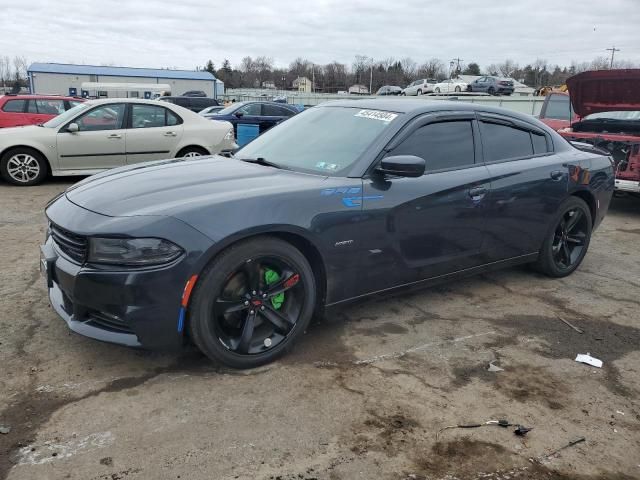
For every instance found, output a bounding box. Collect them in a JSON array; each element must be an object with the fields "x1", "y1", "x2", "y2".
[
  {"x1": 42, "y1": 195, "x2": 214, "y2": 351},
  {"x1": 615, "y1": 179, "x2": 640, "y2": 193}
]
